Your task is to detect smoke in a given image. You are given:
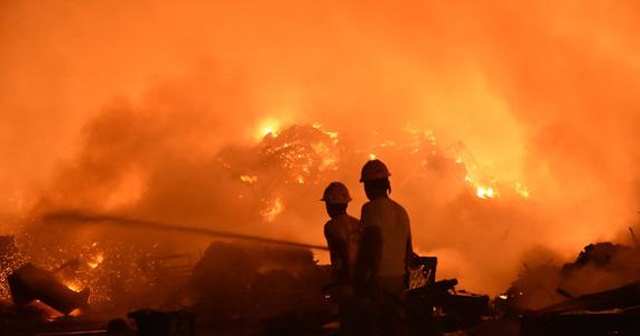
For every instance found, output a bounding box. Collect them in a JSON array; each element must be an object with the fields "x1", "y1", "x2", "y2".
[{"x1": 1, "y1": 0, "x2": 640, "y2": 296}]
